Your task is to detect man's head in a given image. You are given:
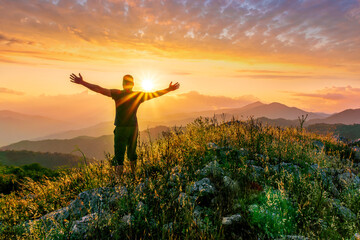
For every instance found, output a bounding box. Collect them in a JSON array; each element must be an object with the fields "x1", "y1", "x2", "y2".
[{"x1": 123, "y1": 74, "x2": 134, "y2": 90}]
